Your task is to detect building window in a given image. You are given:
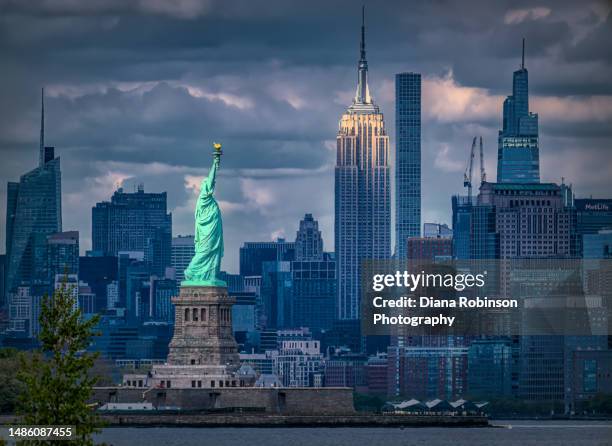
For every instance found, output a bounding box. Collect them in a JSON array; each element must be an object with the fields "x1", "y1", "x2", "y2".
[
  {"x1": 193, "y1": 308, "x2": 199, "y2": 322},
  {"x1": 201, "y1": 308, "x2": 206, "y2": 322},
  {"x1": 198, "y1": 381, "x2": 202, "y2": 388},
  {"x1": 584, "y1": 359, "x2": 597, "y2": 393},
  {"x1": 211, "y1": 381, "x2": 215, "y2": 388},
  {"x1": 184, "y1": 308, "x2": 190, "y2": 322},
  {"x1": 167, "y1": 381, "x2": 171, "y2": 388},
  {"x1": 191, "y1": 380, "x2": 196, "y2": 388}
]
